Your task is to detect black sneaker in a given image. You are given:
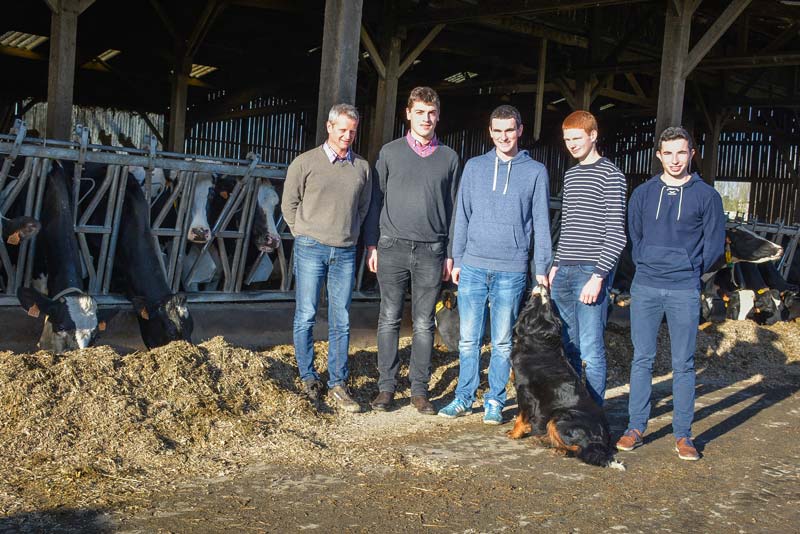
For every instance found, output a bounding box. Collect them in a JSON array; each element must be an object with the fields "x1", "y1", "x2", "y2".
[
  {"x1": 329, "y1": 385, "x2": 361, "y2": 413},
  {"x1": 303, "y1": 379, "x2": 324, "y2": 404}
]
